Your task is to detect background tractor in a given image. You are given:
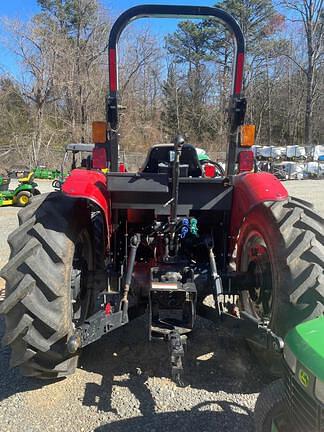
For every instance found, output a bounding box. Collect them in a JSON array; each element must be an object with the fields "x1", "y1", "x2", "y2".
[
  {"x1": 52, "y1": 143, "x2": 95, "y2": 189},
  {"x1": 0, "y1": 172, "x2": 40, "y2": 207},
  {"x1": 0, "y1": 5, "x2": 323, "y2": 387}
]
